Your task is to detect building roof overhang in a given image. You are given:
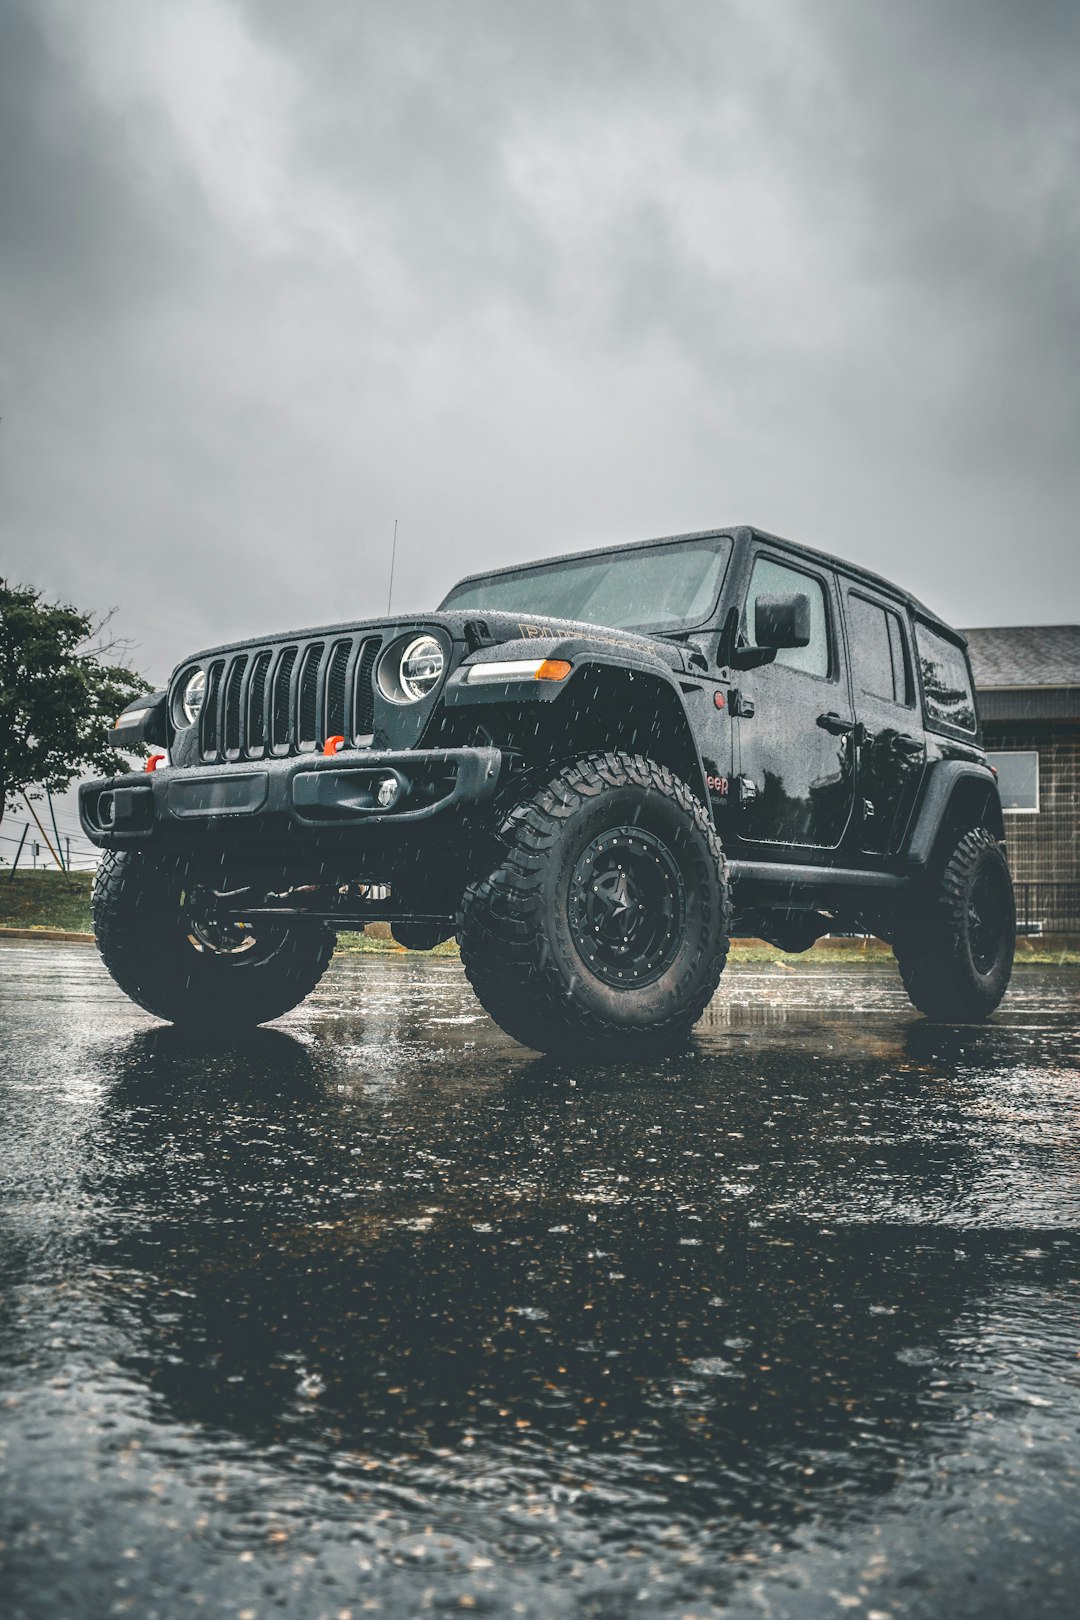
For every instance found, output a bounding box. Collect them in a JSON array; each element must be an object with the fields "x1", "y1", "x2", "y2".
[{"x1": 978, "y1": 687, "x2": 1080, "y2": 723}]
